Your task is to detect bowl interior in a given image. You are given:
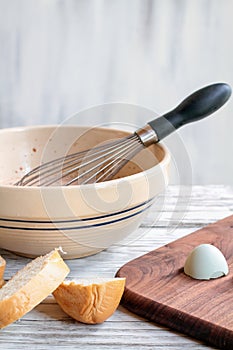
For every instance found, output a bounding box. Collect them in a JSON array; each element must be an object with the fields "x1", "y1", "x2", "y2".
[{"x1": 0, "y1": 125, "x2": 166, "y2": 186}]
